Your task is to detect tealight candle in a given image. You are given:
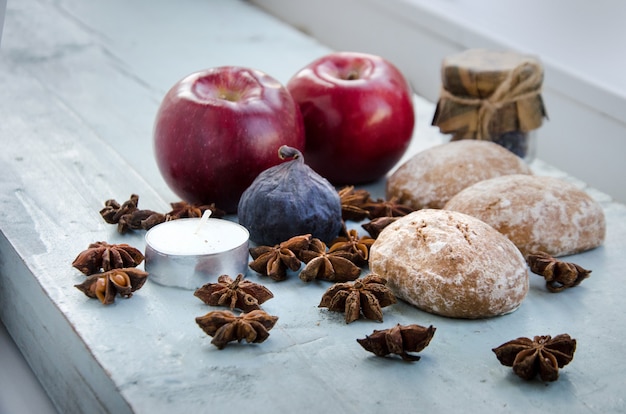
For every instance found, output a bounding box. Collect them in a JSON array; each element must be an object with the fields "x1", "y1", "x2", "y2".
[{"x1": 144, "y1": 210, "x2": 250, "y2": 289}]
